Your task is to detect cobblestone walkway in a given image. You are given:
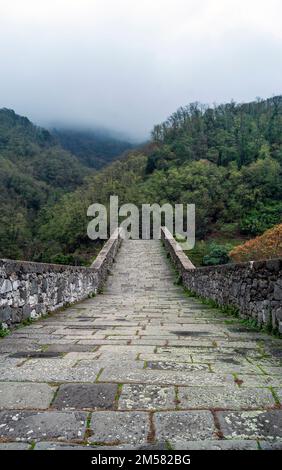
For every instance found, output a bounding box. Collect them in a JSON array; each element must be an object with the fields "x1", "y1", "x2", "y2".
[{"x1": 0, "y1": 240, "x2": 281, "y2": 450}]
